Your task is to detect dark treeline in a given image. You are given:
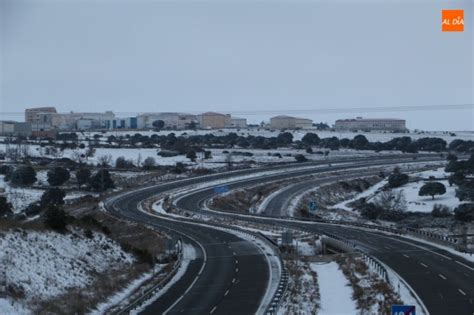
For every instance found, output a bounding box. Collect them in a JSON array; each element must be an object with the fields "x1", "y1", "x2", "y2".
[{"x1": 21, "y1": 131, "x2": 474, "y2": 154}]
